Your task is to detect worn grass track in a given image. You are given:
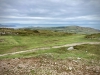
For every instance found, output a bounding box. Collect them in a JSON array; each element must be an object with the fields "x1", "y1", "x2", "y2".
[{"x1": 0, "y1": 42, "x2": 100, "y2": 57}]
